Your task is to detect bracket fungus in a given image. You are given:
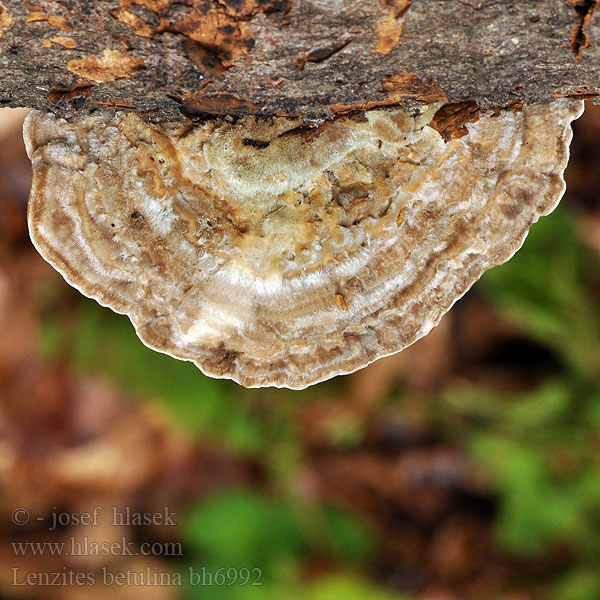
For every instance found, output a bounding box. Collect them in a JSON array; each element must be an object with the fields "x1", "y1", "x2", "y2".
[{"x1": 24, "y1": 99, "x2": 583, "y2": 389}]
